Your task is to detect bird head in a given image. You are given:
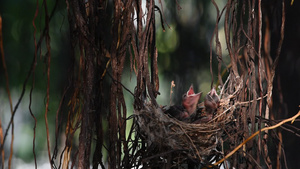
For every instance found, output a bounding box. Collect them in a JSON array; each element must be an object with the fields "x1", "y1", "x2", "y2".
[
  {"x1": 204, "y1": 88, "x2": 220, "y2": 113},
  {"x1": 182, "y1": 85, "x2": 202, "y2": 115}
]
